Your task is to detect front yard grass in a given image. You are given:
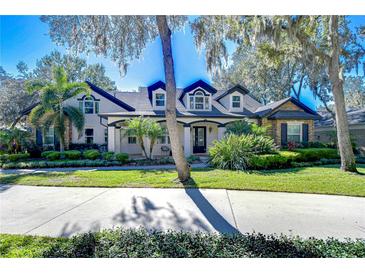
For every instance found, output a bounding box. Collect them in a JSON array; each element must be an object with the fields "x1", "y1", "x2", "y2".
[
  {"x1": 1, "y1": 164, "x2": 365, "y2": 197},
  {"x1": 0, "y1": 234, "x2": 67, "y2": 258}
]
